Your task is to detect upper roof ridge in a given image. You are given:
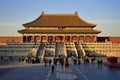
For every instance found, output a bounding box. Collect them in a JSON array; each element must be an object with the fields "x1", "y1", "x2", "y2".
[
  {"x1": 41, "y1": 11, "x2": 78, "y2": 16},
  {"x1": 23, "y1": 11, "x2": 96, "y2": 27}
]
